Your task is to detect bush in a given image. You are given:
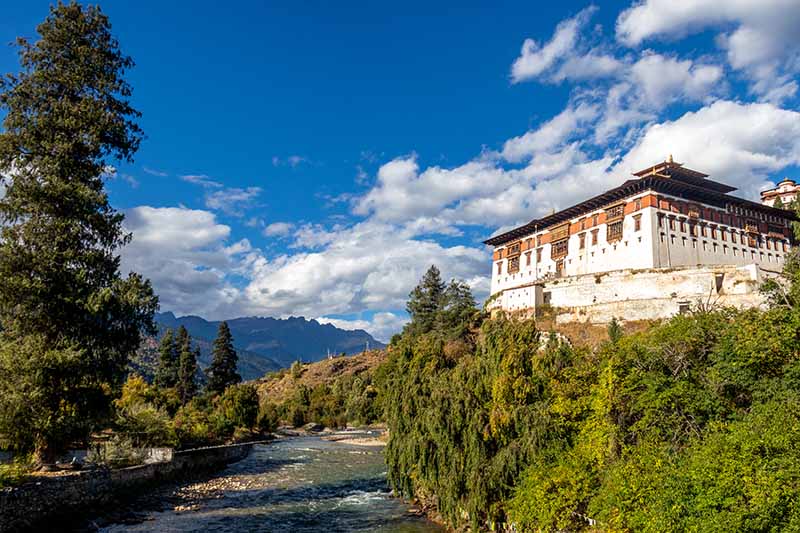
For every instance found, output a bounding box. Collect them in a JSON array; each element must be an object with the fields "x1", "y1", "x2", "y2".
[
  {"x1": 0, "y1": 454, "x2": 33, "y2": 488},
  {"x1": 214, "y1": 384, "x2": 259, "y2": 430},
  {"x1": 115, "y1": 402, "x2": 177, "y2": 448},
  {"x1": 257, "y1": 402, "x2": 280, "y2": 433}
]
